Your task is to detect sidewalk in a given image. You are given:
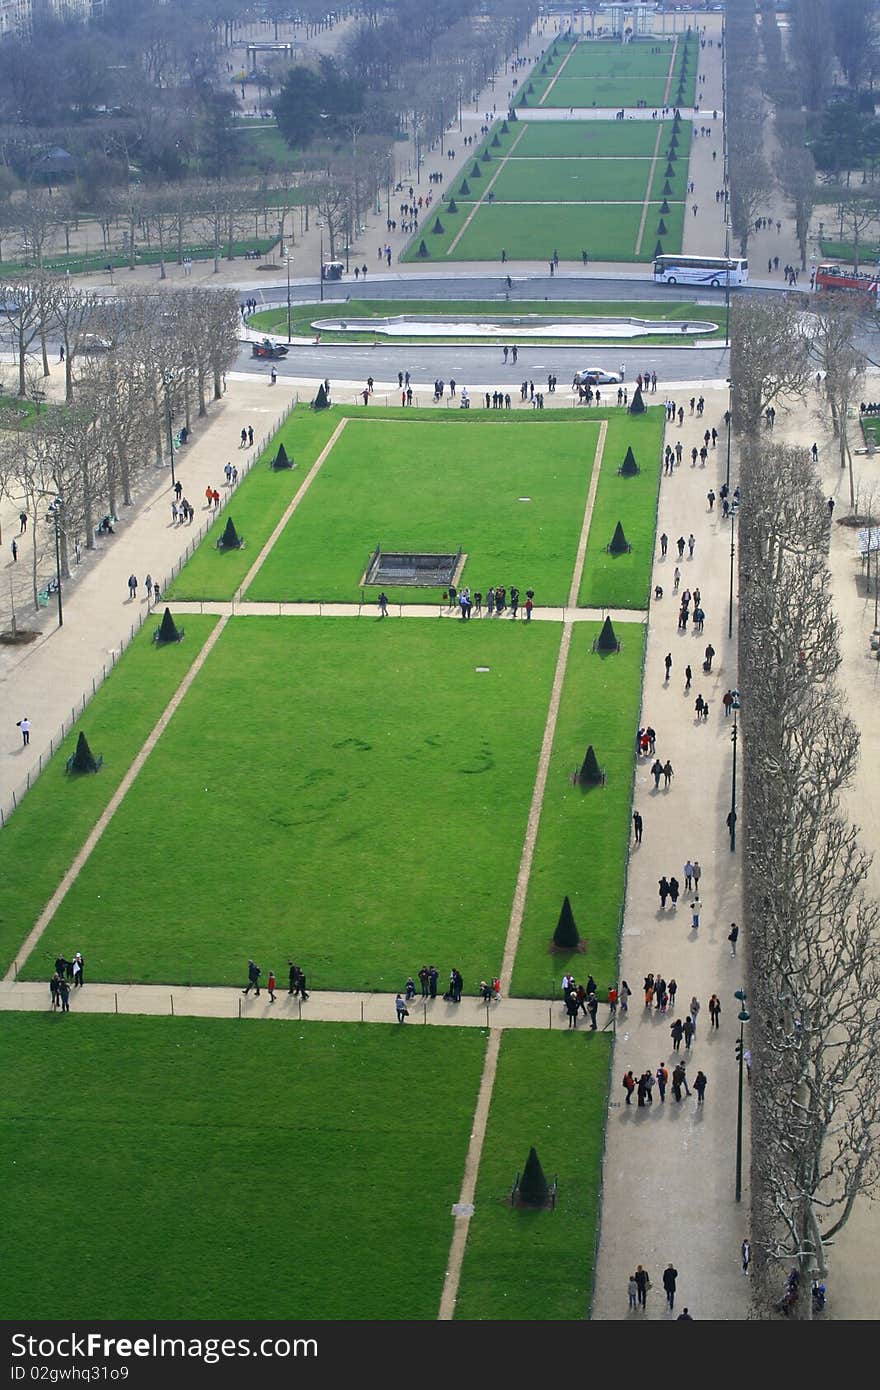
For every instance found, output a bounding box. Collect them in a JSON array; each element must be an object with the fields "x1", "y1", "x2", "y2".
[{"x1": 591, "y1": 384, "x2": 748, "y2": 1321}]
